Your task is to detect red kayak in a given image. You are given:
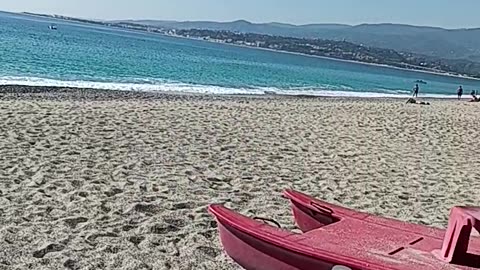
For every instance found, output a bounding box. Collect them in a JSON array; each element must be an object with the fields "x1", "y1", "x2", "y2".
[{"x1": 208, "y1": 189, "x2": 480, "y2": 270}]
